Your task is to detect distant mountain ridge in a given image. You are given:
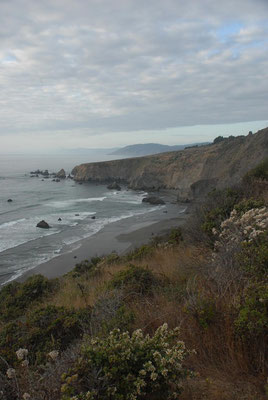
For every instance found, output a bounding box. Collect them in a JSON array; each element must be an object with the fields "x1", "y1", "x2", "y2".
[
  {"x1": 110, "y1": 142, "x2": 209, "y2": 157},
  {"x1": 72, "y1": 128, "x2": 268, "y2": 202}
]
